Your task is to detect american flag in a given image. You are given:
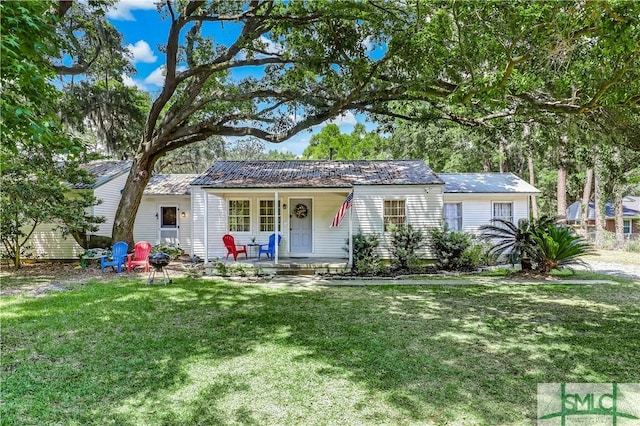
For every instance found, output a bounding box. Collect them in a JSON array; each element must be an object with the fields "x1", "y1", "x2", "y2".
[{"x1": 330, "y1": 192, "x2": 353, "y2": 228}]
